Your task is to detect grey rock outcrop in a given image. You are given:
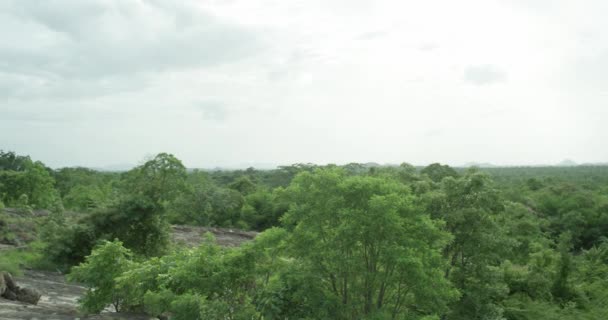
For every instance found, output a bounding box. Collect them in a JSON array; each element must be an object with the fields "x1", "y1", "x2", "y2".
[
  {"x1": 0, "y1": 272, "x2": 6, "y2": 295},
  {"x1": 15, "y1": 287, "x2": 41, "y2": 304},
  {"x1": 0, "y1": 272, "x2": 41, "y2": 305}
]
